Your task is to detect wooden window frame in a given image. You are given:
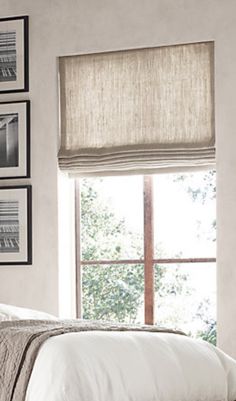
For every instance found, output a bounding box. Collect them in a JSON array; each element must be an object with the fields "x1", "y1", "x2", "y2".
[{"x1": 75, "y1": 175, "x2": 216, "y2": 324}]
